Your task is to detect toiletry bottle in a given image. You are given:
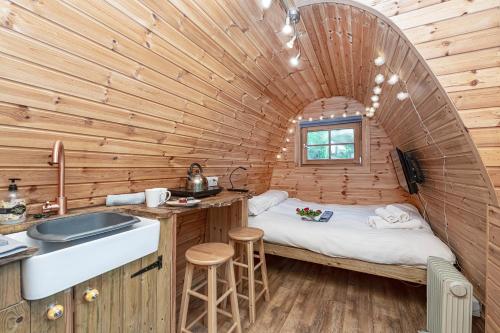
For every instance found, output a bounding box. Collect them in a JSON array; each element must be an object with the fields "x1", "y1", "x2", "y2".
[{"x1": 0, "y1": 178, "x2": 27, "y2": 225}]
